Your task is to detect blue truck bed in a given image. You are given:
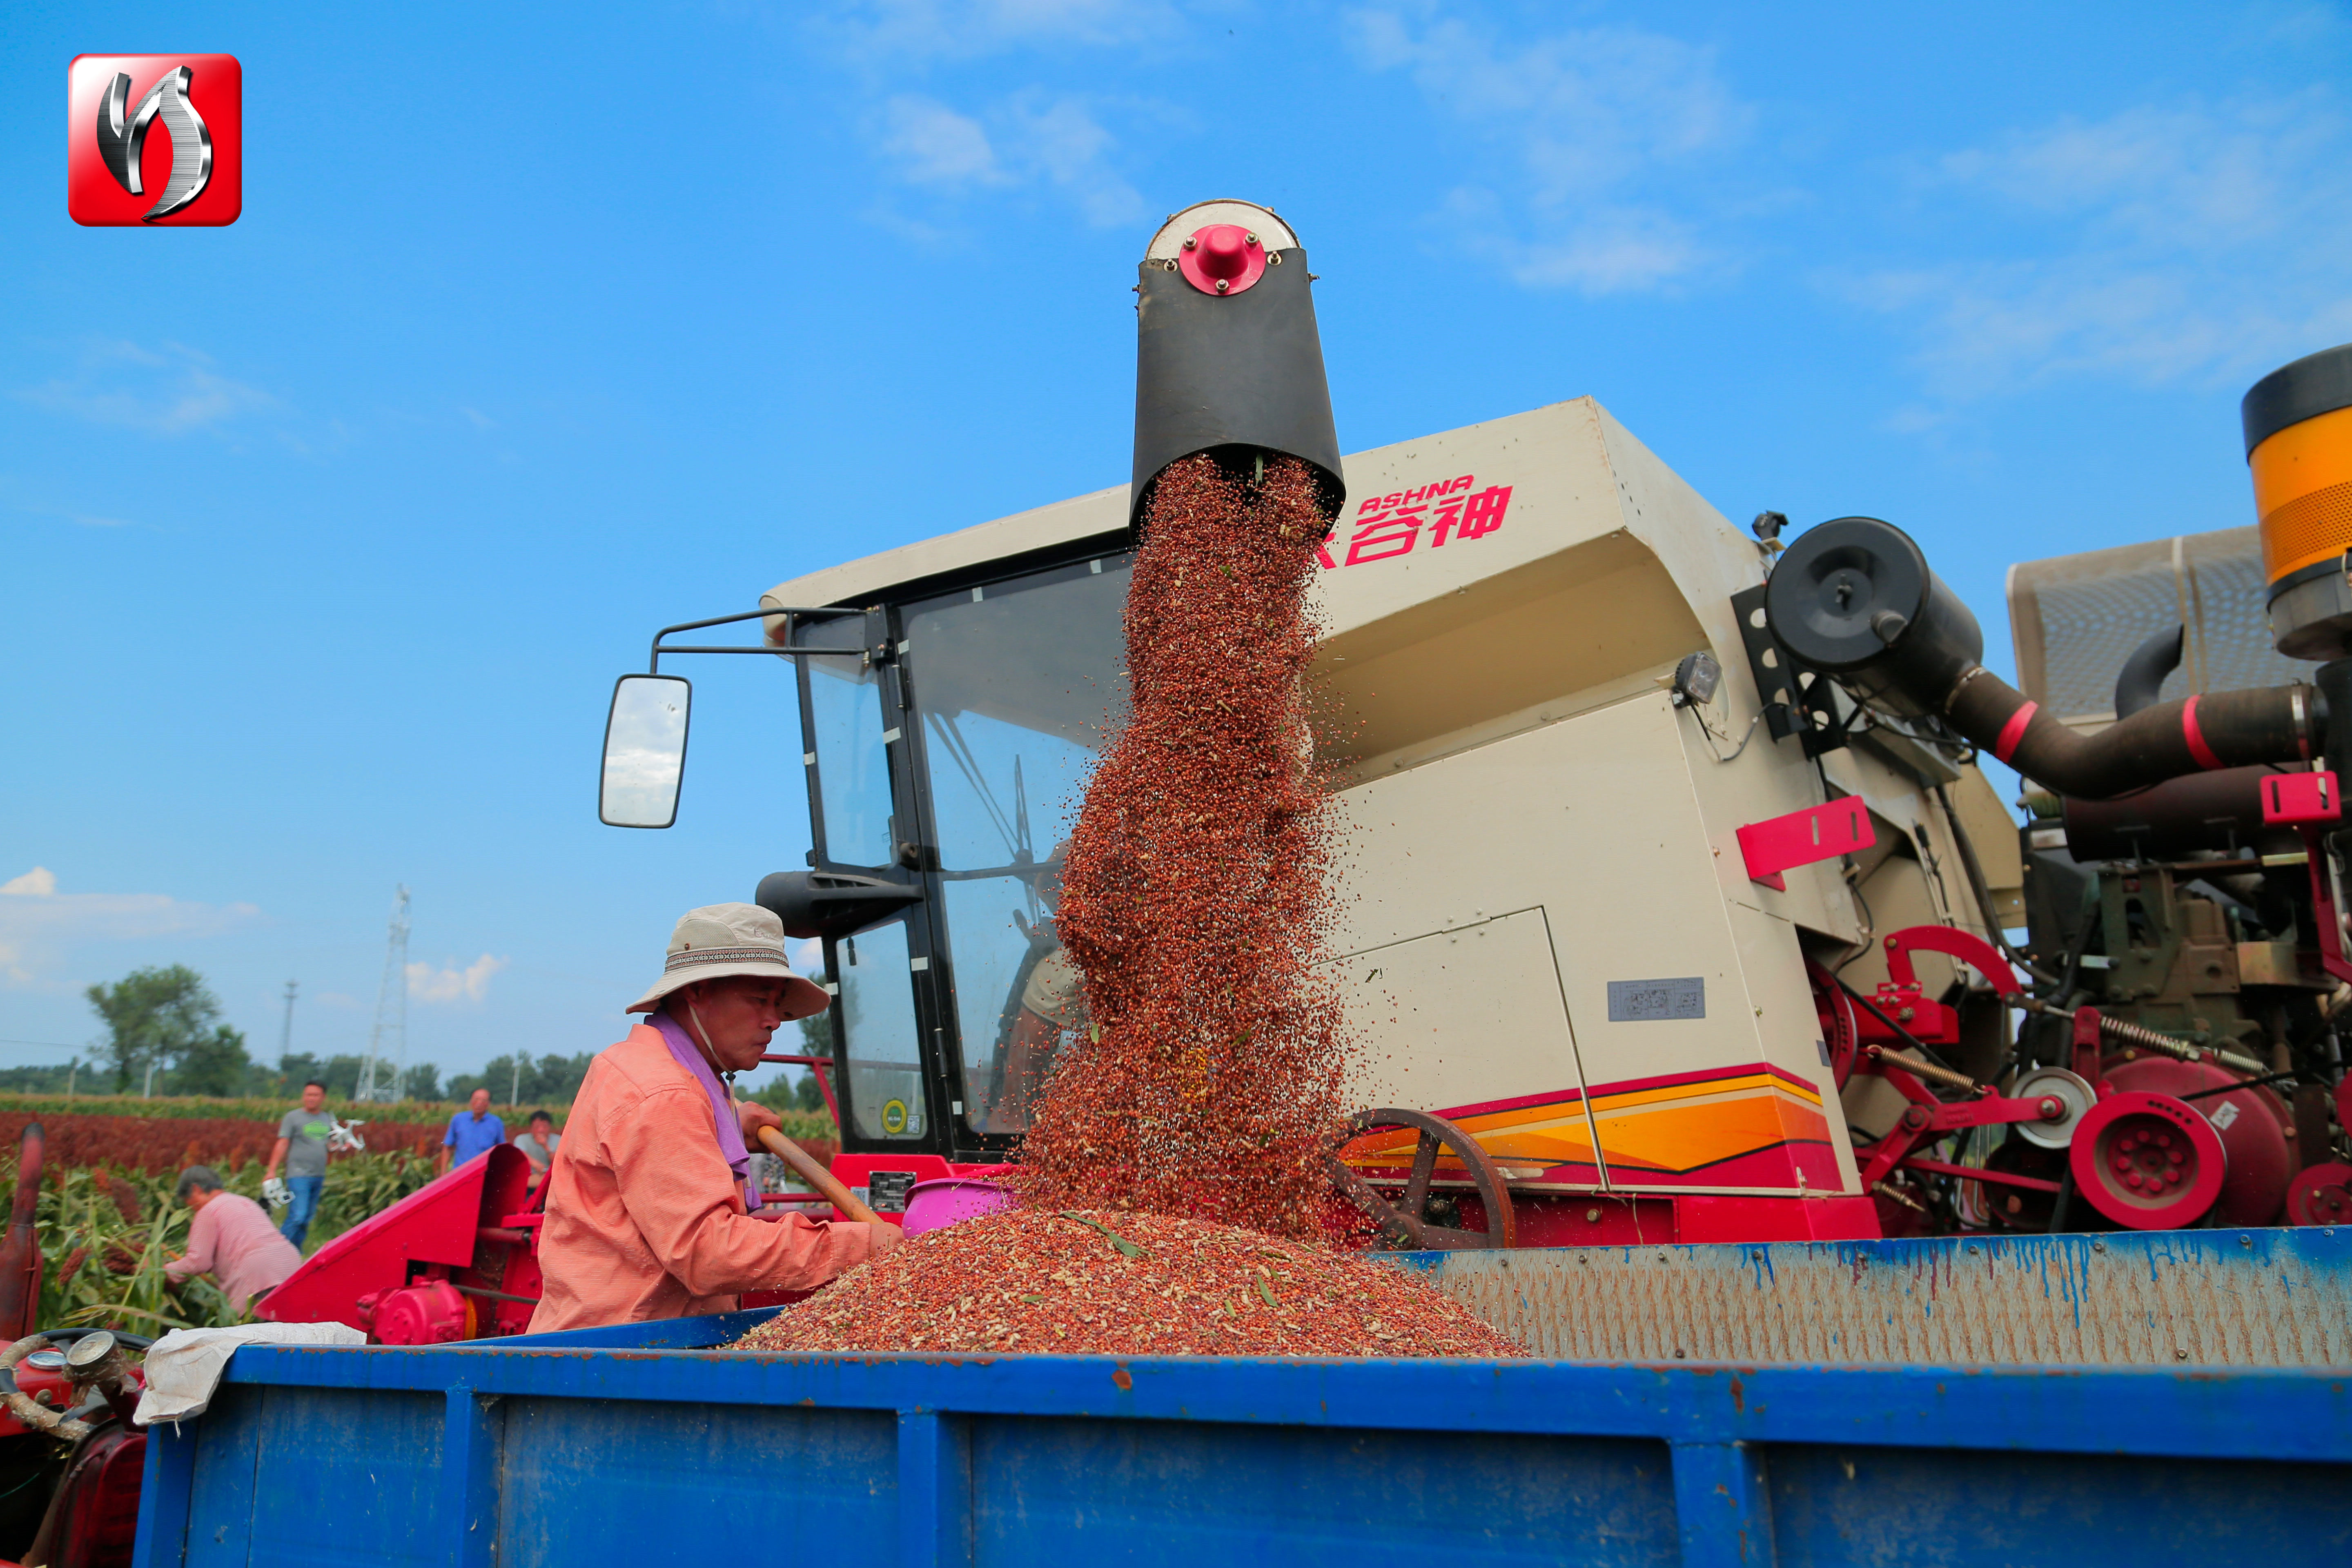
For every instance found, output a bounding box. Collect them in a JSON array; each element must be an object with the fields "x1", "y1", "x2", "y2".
[{"x1": 135, "y1": 1230, "x2": 2352, "y2": 1568}]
